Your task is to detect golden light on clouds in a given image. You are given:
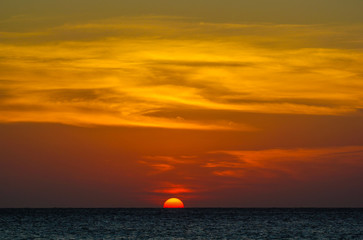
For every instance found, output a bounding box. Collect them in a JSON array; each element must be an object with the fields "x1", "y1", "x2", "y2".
[{"x1": 1, "y1": 17, "x2": 363, "y2": 130}]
